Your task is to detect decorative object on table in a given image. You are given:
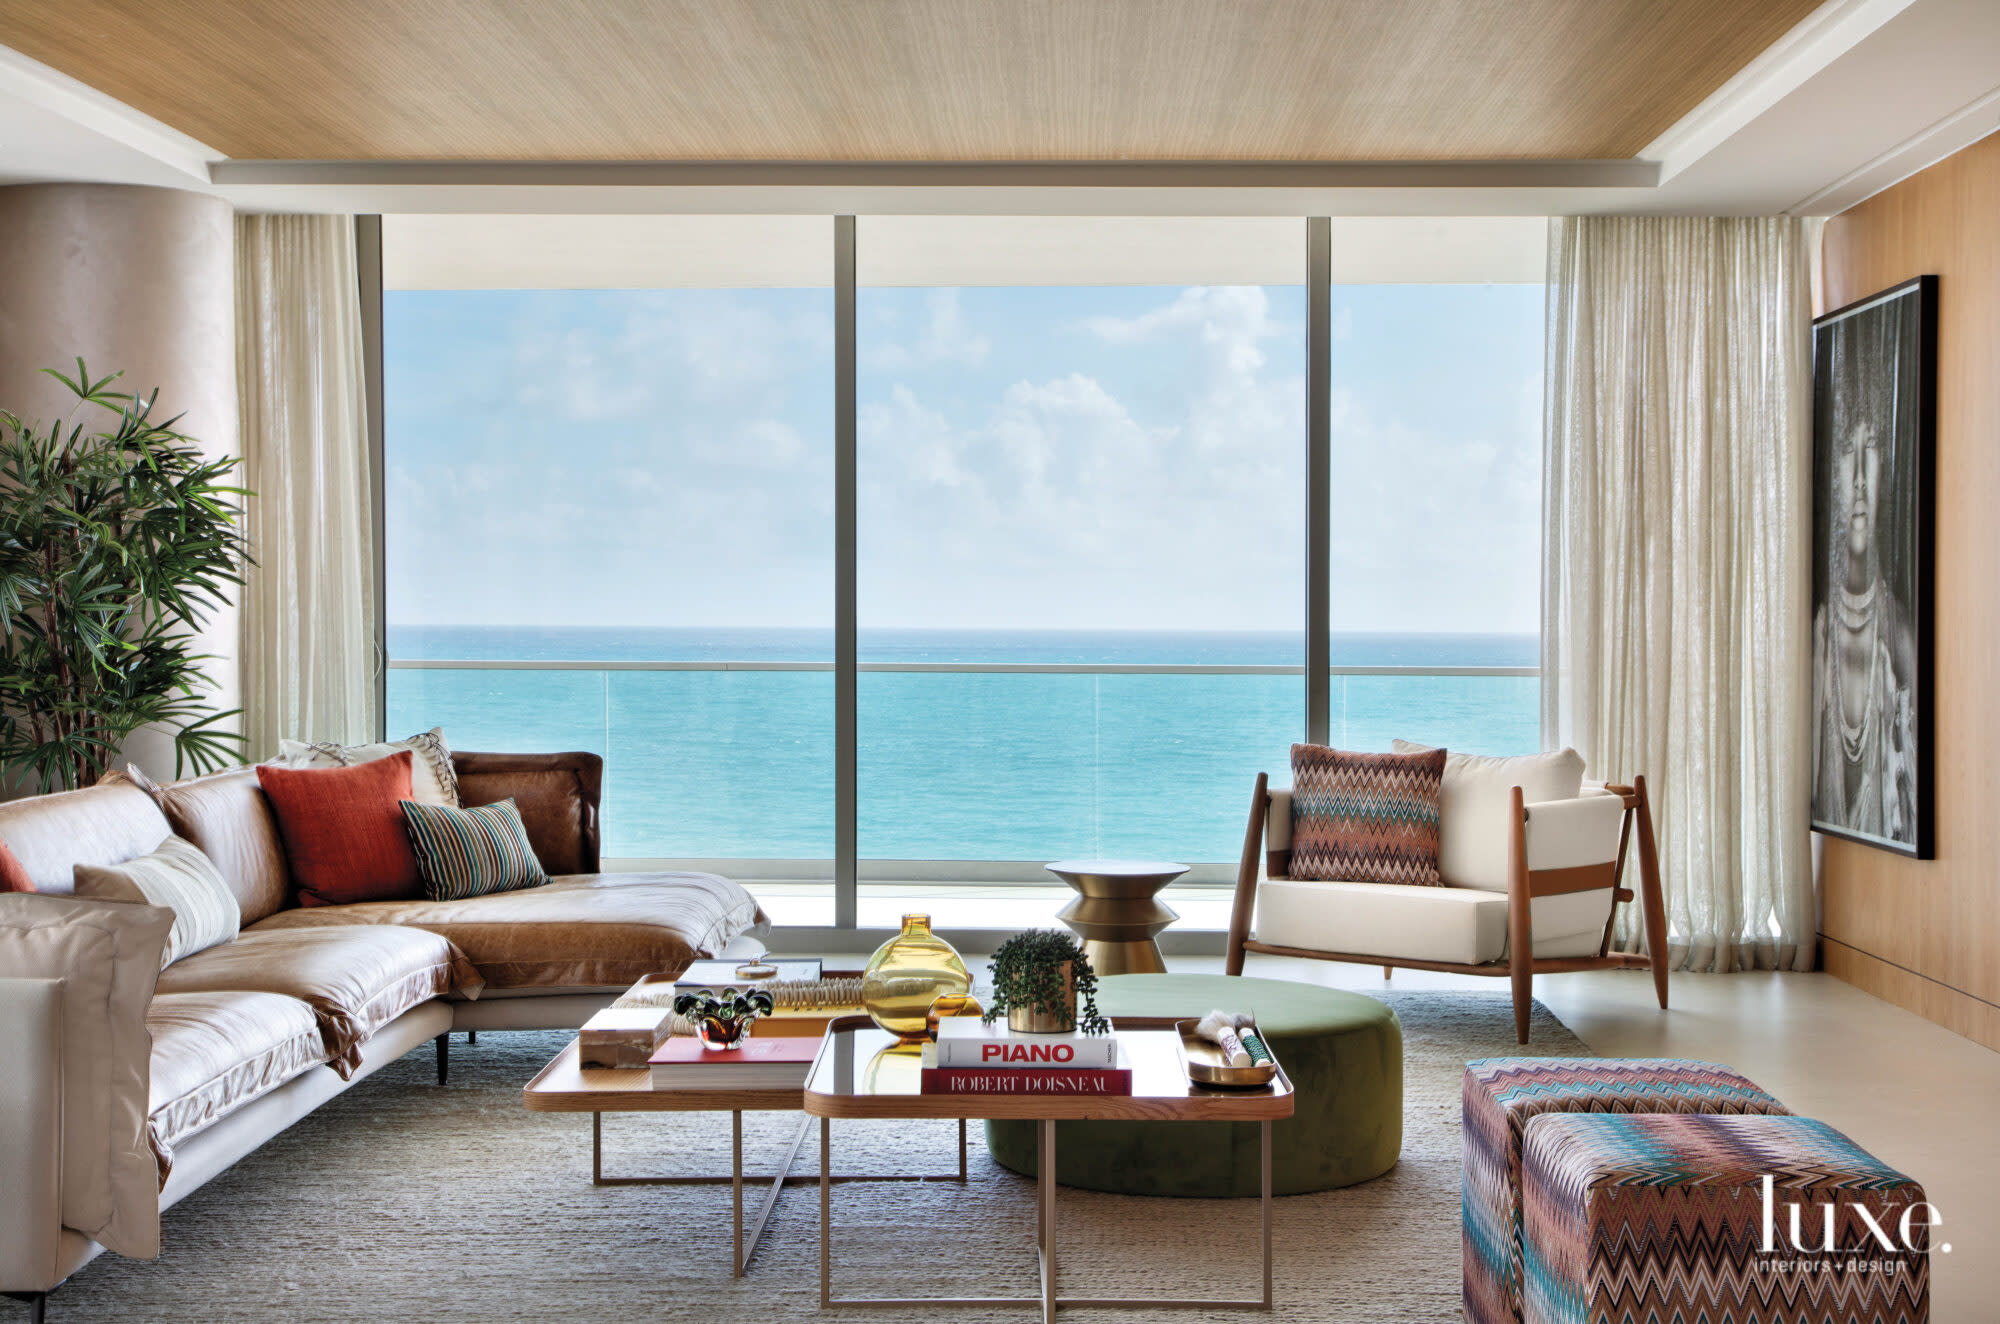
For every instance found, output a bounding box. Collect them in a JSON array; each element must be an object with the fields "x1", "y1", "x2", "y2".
[
  {"x1": 1460, "y1": 1057, "x2": 1791, "y2": 1324},
  {"x1": 1810, "y1": 275, "x2": 1937, "y2": 859},
  {"x1": 647, "y1": 1033, "x2": 818, "y2": 1089},
  {"x1": 1193, "y1": 1010, "x2": 1253, "y2": 1067},
  {"x1": 617, "y1": 962, "x2": 866, "y2": 1039},
  {"x1": 983, "y1": 928, "x2": 1109, "y2": 1035},
  {"x1": 1046, "y1": 858, "x2": 1187, "y2": 975},
  {"x1": 861, "y1": 913, "x2": 971, "y2": 1044},
  {"x1": 576, "y1": 1004, "x2": 675, "y2": 1068},
  {"x1": 731, "y1": 957, "x2": 779, "y2": 980},
  {"x1": 1522, "y1": 1113, "x2": 1928, "y2": 1324},
  {"x1": 673, "y1": 986, "x2": 776, "y2": 1050},
  {"x1": 0, "y1": 362, "x2": 251, "y2": 790},
  {"x1": 1176, "y1": 1017, "x2": 1278, "y2": 1090},
  {"x1": 923, "y1": 990, "x2": 983, "y2": 1041}
]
